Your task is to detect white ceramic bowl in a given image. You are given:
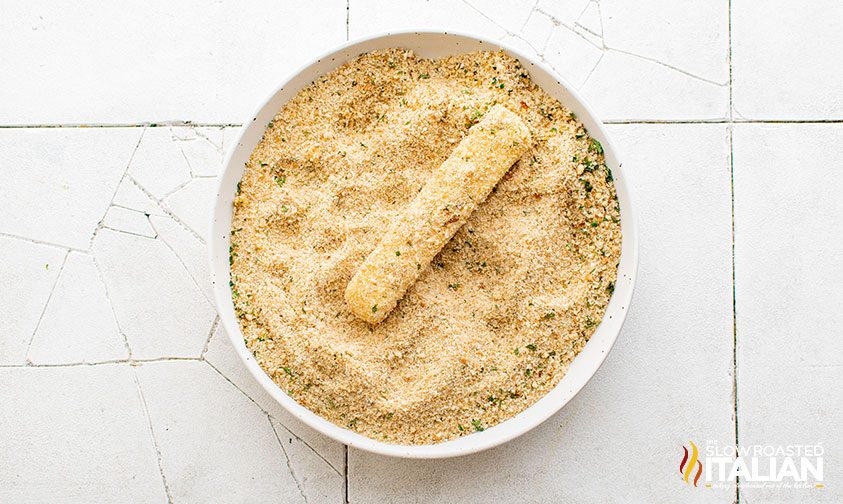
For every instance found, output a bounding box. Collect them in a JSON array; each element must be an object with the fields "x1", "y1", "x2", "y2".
[{"x1": 210, "y1": 30, "x2": 638, "y2": 458}]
